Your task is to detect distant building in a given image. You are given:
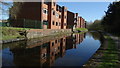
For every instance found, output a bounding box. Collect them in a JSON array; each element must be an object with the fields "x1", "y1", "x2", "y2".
[{"x1": 80, "y1": 17, "x2": 85, "y2": 28}]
